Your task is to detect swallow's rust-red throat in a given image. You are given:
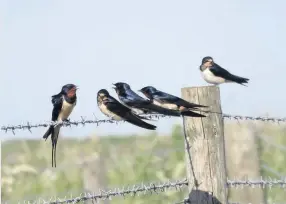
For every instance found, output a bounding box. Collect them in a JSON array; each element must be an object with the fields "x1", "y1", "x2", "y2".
[{"x1": 67, "y1": 87, "x2": 77, "y2": 98}]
